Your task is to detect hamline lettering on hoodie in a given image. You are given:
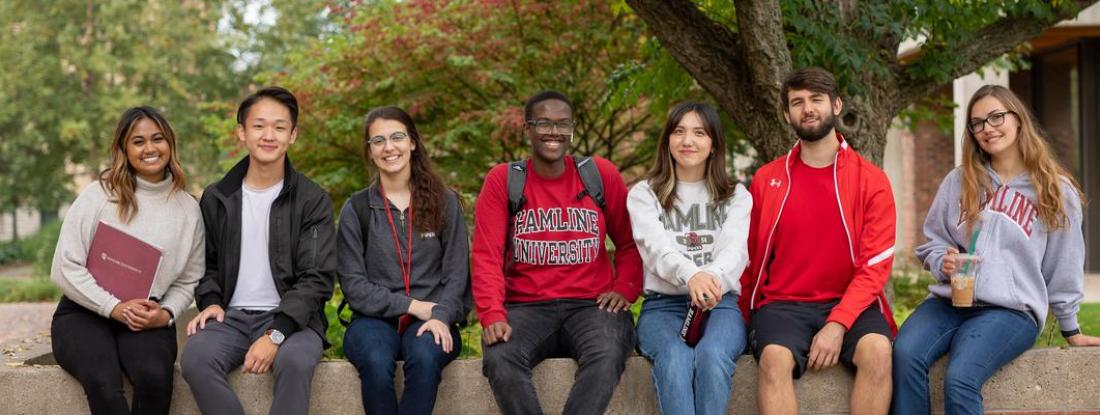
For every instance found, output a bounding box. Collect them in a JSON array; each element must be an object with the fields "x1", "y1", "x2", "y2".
[{"x1": 955, "y1": 184, "x2": 1038, "y2": 238}]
